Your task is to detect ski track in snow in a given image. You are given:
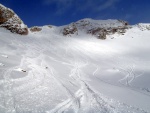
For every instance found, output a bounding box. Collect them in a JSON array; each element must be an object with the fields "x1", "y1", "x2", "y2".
[
  {"x1": 0, "y1": 28, "x2": 150, "y2": 113},
  {"x1": 47, "y1": 62, "x2": 148, "y2": 113},
  {"x1": 115, "y1": 64, "x2": 144, "y2": 86}
]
